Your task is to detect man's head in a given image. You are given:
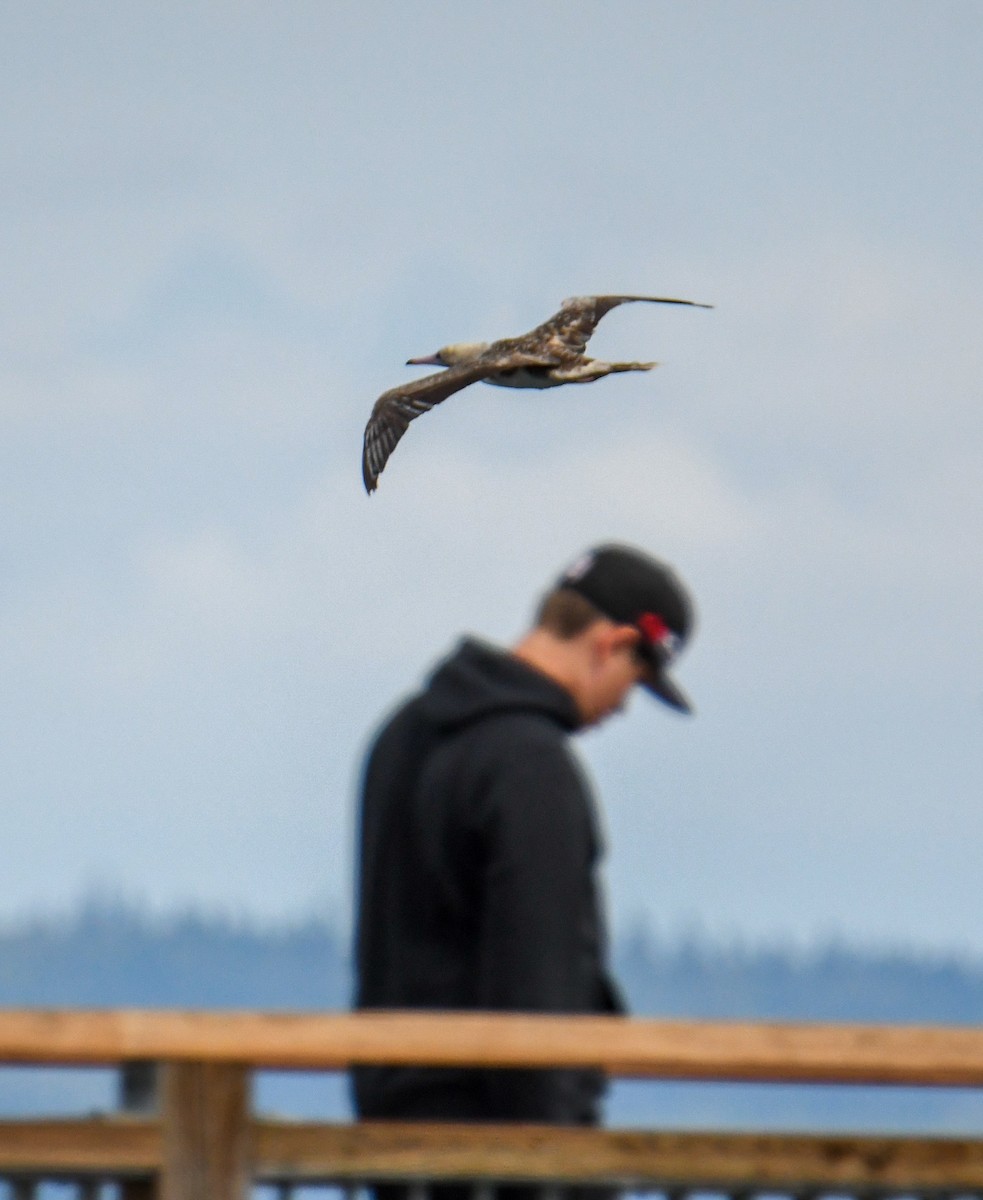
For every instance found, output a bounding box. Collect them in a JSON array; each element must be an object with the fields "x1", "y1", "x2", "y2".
[{"x1": 515, "y1": 544, "x2": 696, "y2": 727}]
